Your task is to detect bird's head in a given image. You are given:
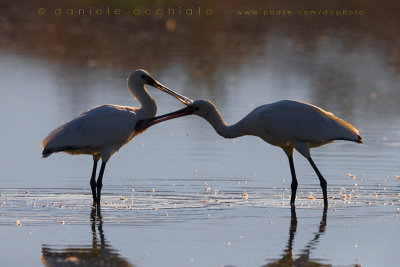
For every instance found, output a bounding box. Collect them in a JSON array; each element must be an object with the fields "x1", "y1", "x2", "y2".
[
  {"x1": 191, "y1": 100, "x2": 216, "y2": 118},
  {"x1": 127, "y1": 69, "x2": 193, "y2": 106},
  {"x1": 128, "y1": 69, "x2": 155, "y2": 86}
]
